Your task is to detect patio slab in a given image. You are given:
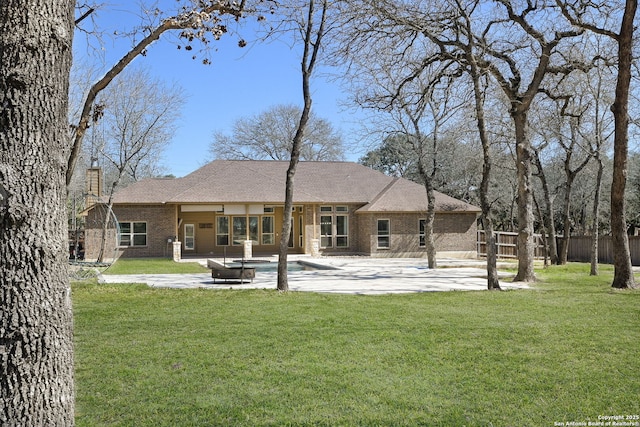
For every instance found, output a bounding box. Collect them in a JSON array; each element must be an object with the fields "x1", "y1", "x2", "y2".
[{"x1": 99, "y1": 257, "x2": 529, "y2": 295}]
